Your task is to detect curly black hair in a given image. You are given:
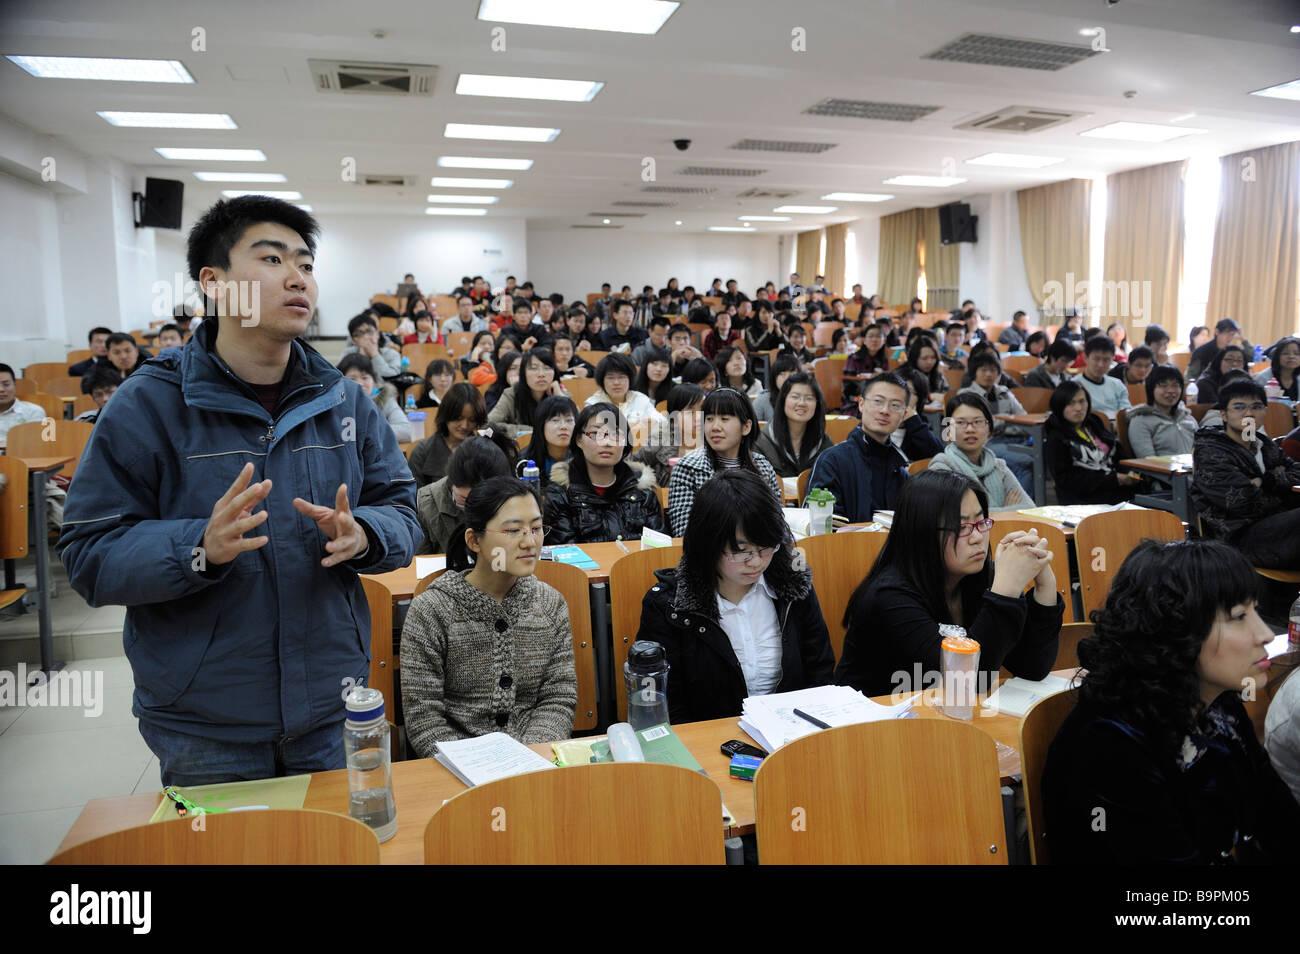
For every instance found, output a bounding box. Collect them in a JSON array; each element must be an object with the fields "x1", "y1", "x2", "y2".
[{"x1": 1077, "y1": 538, "x2": 1259, "y2": 758}]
